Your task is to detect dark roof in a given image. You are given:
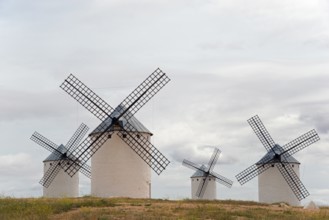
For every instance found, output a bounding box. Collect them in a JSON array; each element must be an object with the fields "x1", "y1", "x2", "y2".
[
  {"x1": 191, "y1": 165, "x2": 208, "y2": 178},
  {"x1": 256, "y1": 144, "x2": 300, "y2": 165},
  {"x1": 89, "y1": 104, "x2": 152, "y2": 136},
  {"x1": 43, "y1": 144, "x2": 67, "y2": 162}
]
